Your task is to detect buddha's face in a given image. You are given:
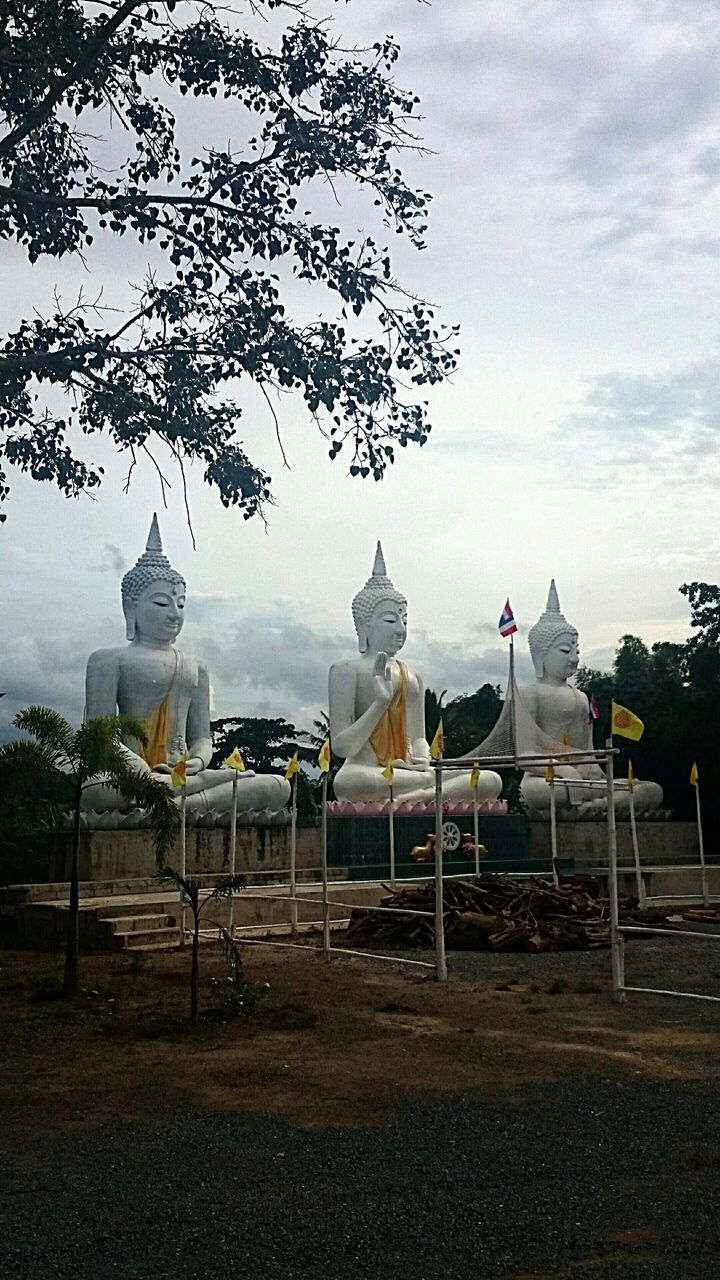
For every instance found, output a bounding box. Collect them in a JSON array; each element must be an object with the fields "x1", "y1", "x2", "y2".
[
  {"x1": 133, "y1": 579, "x2": 186, "y2": 644},
  {"x1": 365, "y1": 598, "x2": 408, "y2": 656},
  {"x1": 542, "y1": 631, "x2": 579, "y2": 683}
]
